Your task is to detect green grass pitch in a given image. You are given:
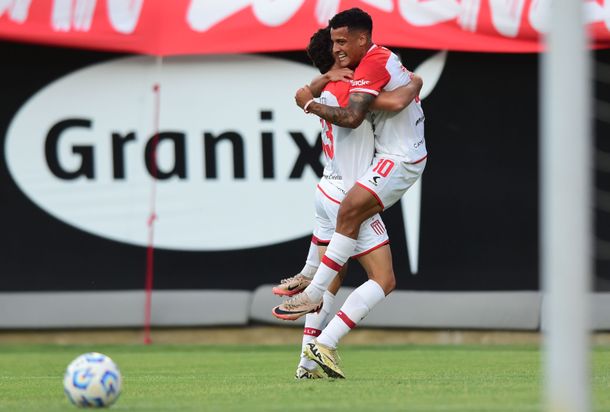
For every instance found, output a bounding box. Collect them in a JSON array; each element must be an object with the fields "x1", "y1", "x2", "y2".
[{"x1": 0, "y1": 343, "x2": 609, "y2": 411}]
